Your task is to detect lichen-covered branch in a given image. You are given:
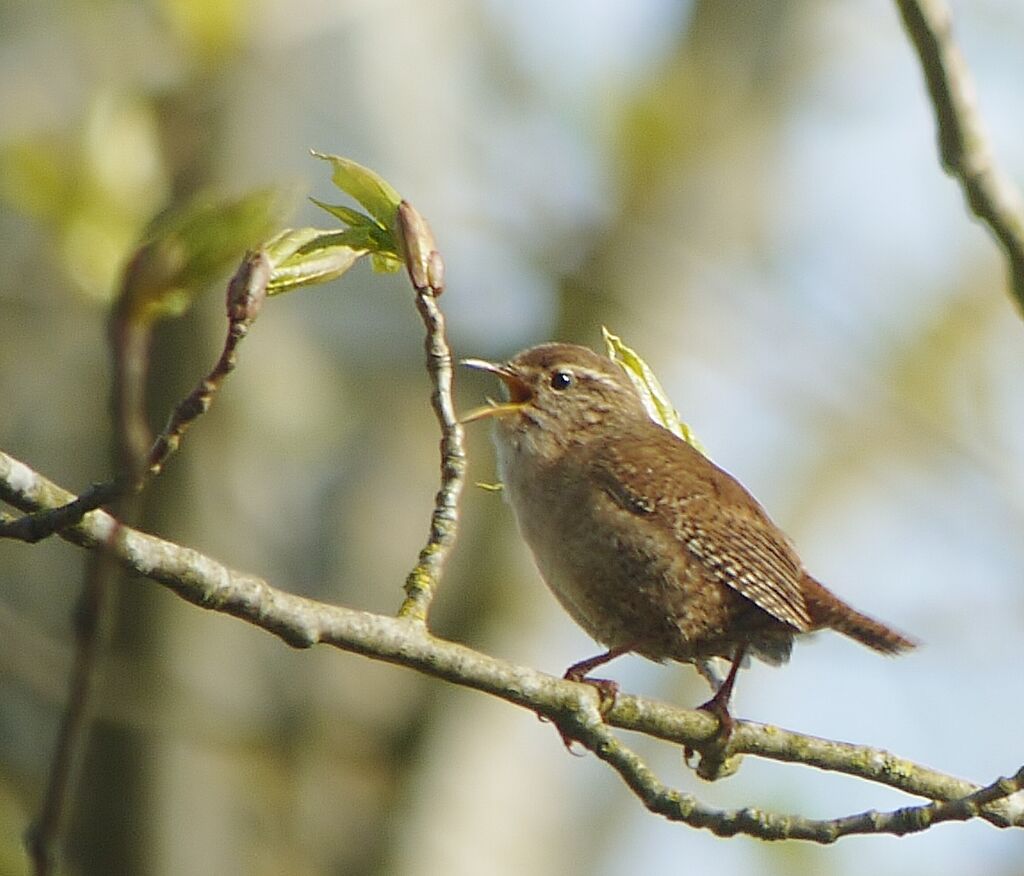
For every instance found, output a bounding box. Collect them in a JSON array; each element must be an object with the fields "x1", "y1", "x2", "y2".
[
  {"x1": 608, "y1": 697, "x2": 1021, "y2": 818},
  {"x1": 395, "y1": 200, "x2": 467, "y2": 622},
  {"x1": 2, "y1": 449, "x2": 1021, "y2": 841},
  {"x1": 896, "y1": 0, "x2": 1024, "y2": 314},
  {"x1": 574, "y1": 715, "x2": 1024, "y2": 840}
]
